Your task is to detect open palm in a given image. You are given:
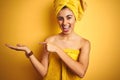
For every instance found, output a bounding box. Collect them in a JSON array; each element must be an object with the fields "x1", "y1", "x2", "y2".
[{"x1": 5, "y1": 44, "x2": 30, "y2": 53}]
